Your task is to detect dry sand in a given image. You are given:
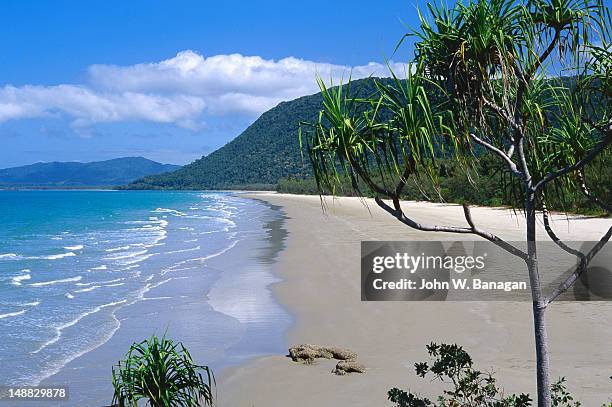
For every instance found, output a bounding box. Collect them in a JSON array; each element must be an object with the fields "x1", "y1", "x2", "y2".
[{"x1": 219, "y1": 193, "x2": 612, "y2": 406}]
